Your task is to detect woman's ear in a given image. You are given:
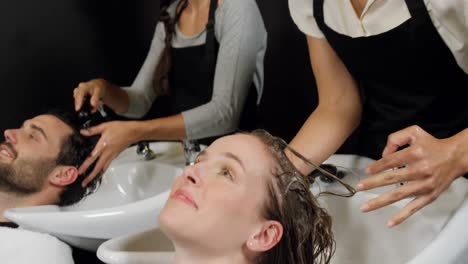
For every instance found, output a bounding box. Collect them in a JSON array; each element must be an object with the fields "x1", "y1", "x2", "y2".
[
  {"x1": 49, "y1": 166, "x2": 79, "y2": 187},
  {"x1": 246, "y1": 221, "x2": 283, "y2": 252}
]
